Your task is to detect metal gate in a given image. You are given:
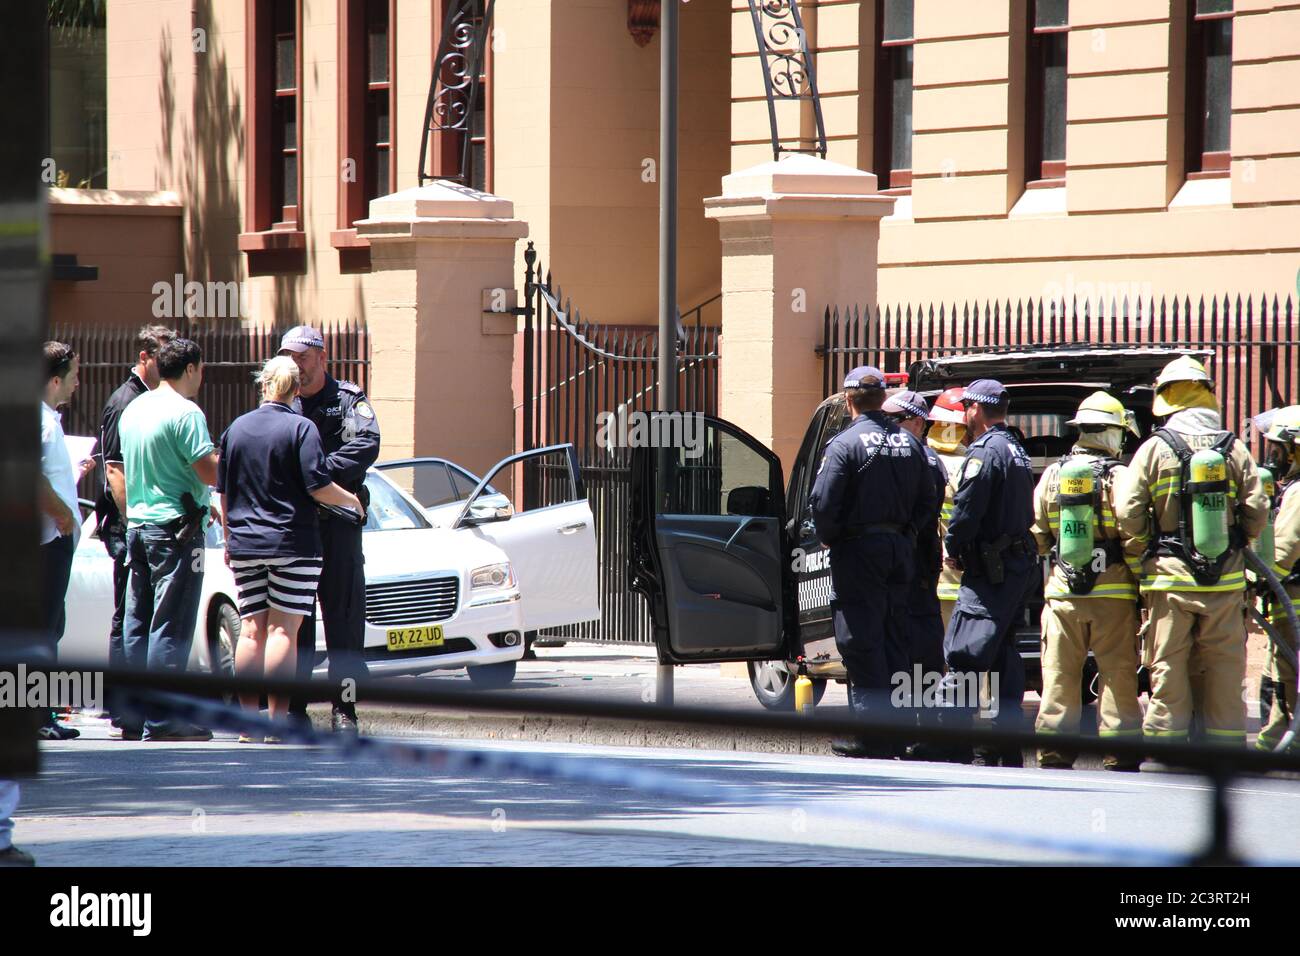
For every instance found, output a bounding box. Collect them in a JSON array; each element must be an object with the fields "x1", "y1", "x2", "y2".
[
  {"x1": 819, "y1": 294, "x2": 1300, "y2": 456},
  {"x1": 518, "y1": 243, "x2": 720, "y2": 643}
]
